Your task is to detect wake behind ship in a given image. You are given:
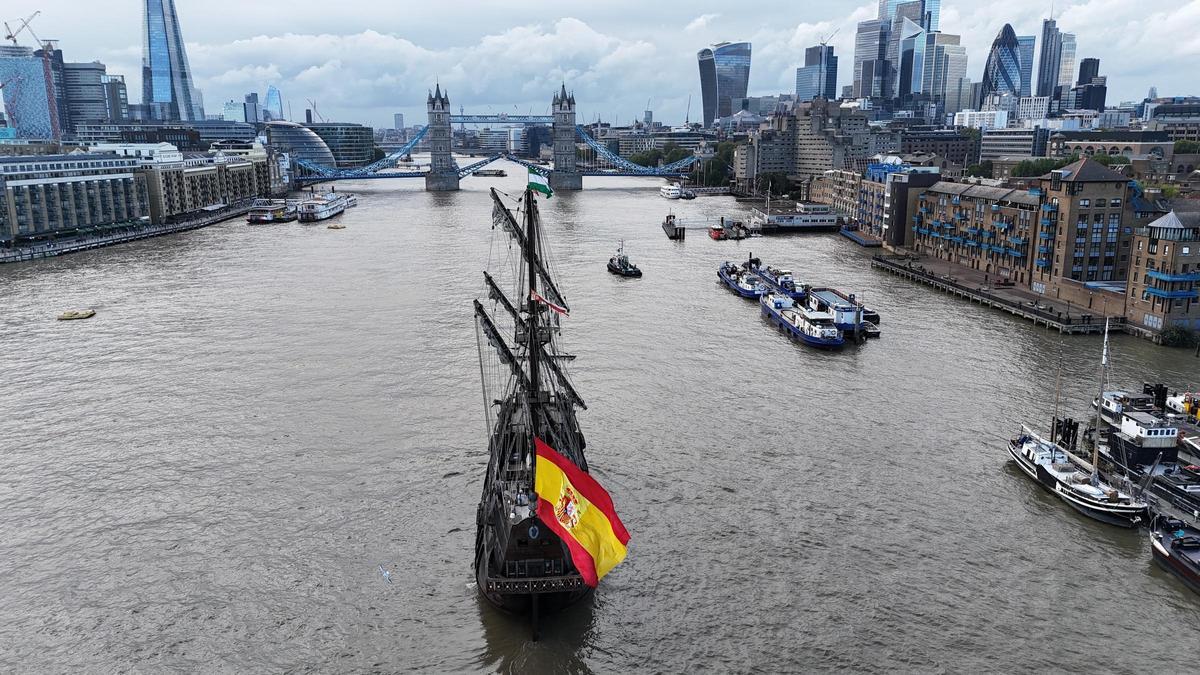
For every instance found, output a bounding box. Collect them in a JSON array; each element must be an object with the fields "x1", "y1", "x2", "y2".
[{"x1": 473, "y1": 185, "x2": 629, "y2": 635}]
